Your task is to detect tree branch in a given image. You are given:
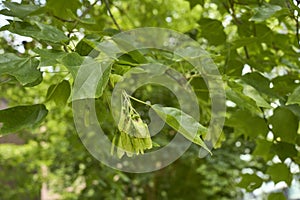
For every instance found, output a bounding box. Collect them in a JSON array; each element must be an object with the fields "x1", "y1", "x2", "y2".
[{"x1": 104, "y1": 0, "x2": 122, "y2": 31}]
